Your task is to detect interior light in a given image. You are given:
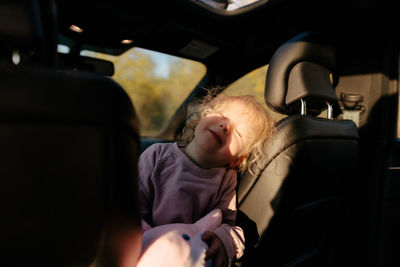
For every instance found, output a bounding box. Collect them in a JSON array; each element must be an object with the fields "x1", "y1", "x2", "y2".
[
  {"x1": 12, "y1": 50, "x2": 20, "y2": 65},
  {"x1": 227, "y1": 0, "x2": 260, "y2": 11},
  {"x1": 121, "y1": 39, "x2": 133, "y2": 44},
  {"x1": 69, "y1": 25, "x2": 83, "y2": 33},
  {"x1": 57, "y1": 44, "x2": 70, "y2": 54},
  {"x1": 196, "y1": 0, "x2": 262, "y2": 11}
]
